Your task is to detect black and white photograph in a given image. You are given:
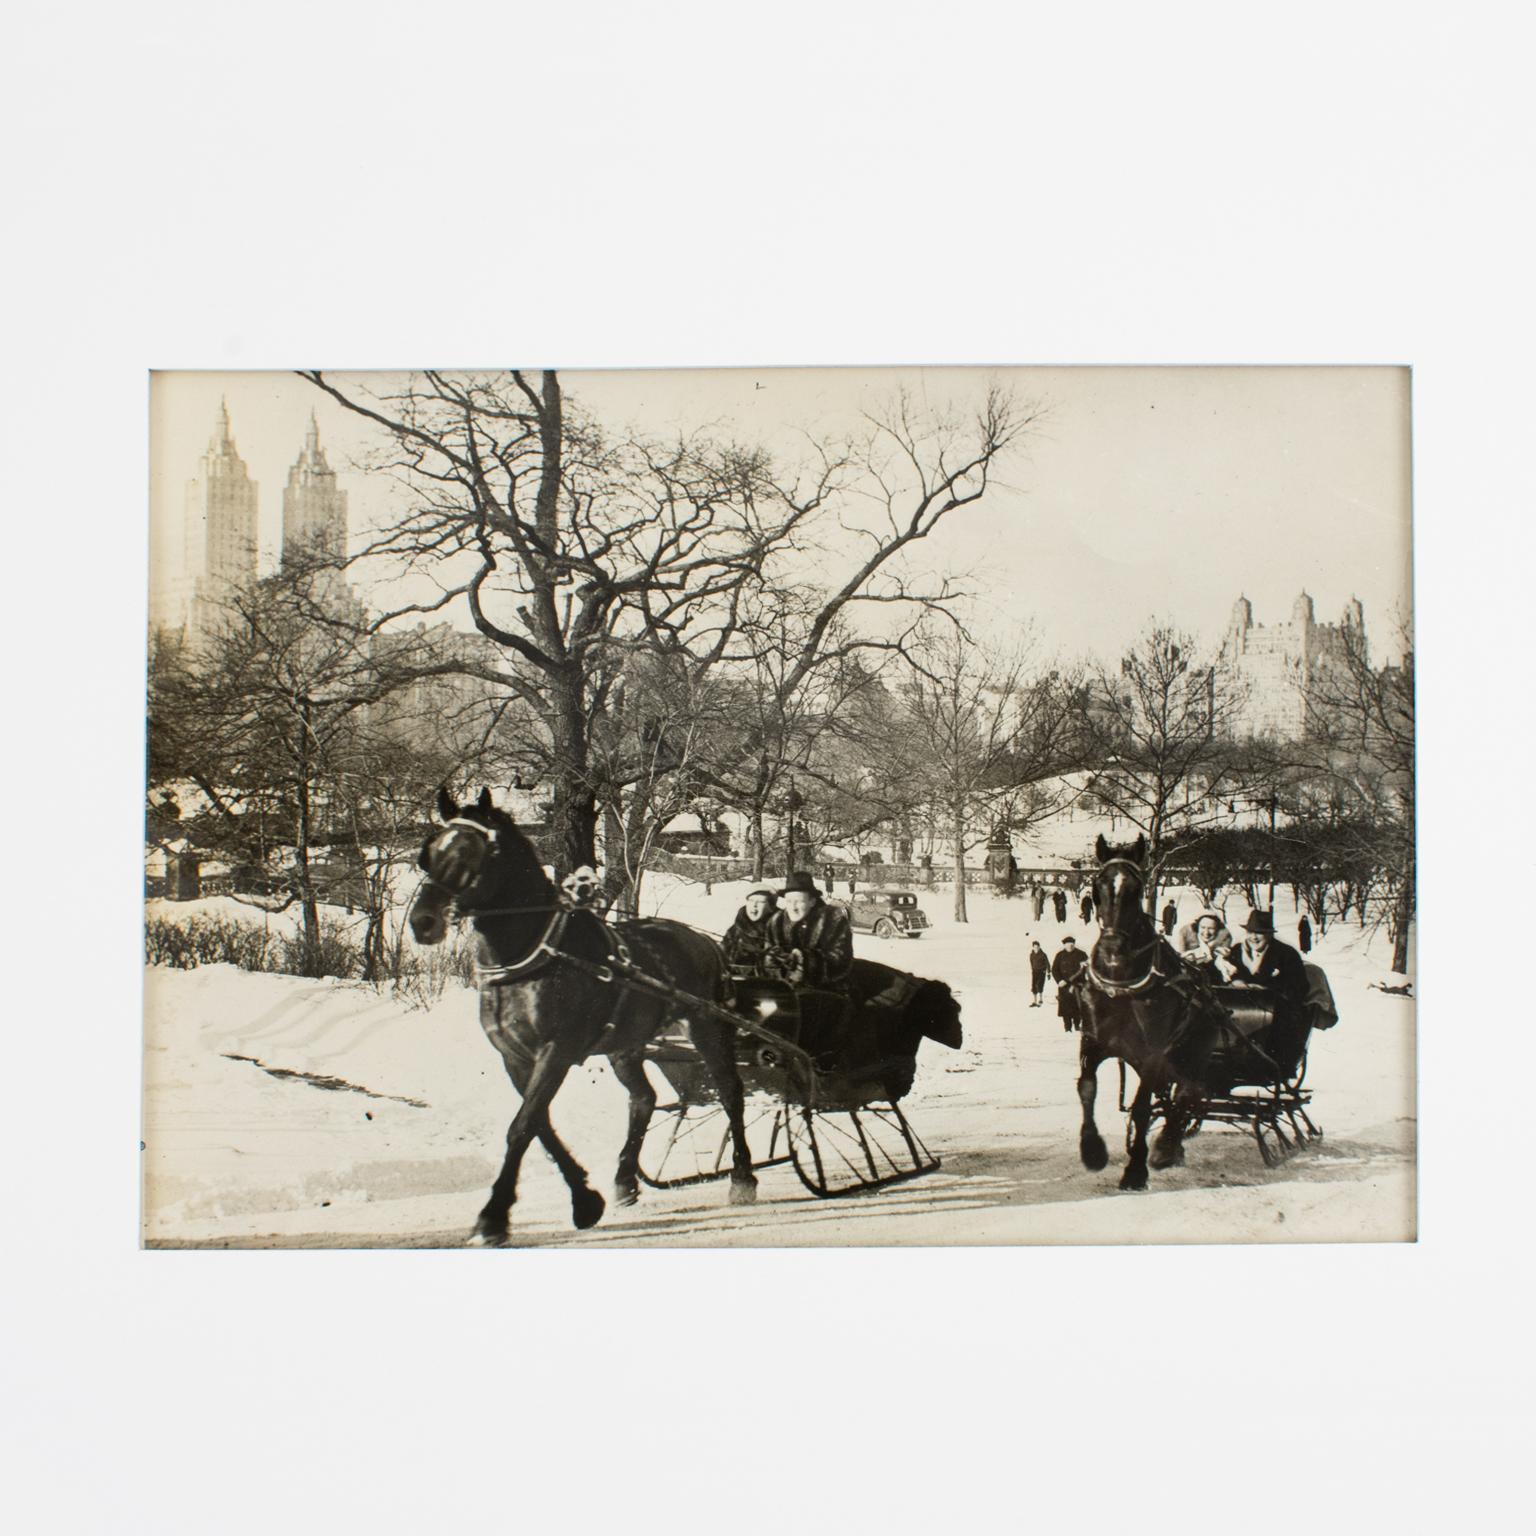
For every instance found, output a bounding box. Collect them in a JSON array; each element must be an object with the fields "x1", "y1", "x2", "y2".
[{"x1": 143, "y1": 366, "x2": 1414, "y2": 1249}]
